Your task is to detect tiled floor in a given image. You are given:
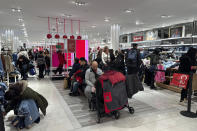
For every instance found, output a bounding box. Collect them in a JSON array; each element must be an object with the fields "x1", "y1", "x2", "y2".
[{"x1": 4, "y1": 78, "x2": 197, "y2": 131}]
